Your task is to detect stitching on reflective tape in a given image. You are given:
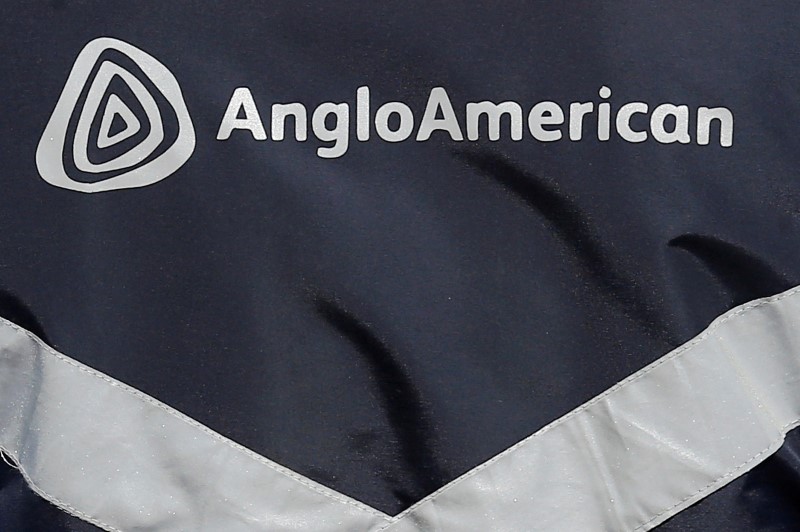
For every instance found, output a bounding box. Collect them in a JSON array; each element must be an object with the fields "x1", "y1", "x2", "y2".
[
  {"x1": 382, "y1": 285, "x2": 800, "y2": 528},
  {"x1": 0, "y1": 317, "x2": 391, "y2": 522},
  {"x1": 0, "y1": 445, "x2": 118, "y2": 532},
  {"x1": 632, "y1": 419, "x2": 800, "y2": 531}
]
